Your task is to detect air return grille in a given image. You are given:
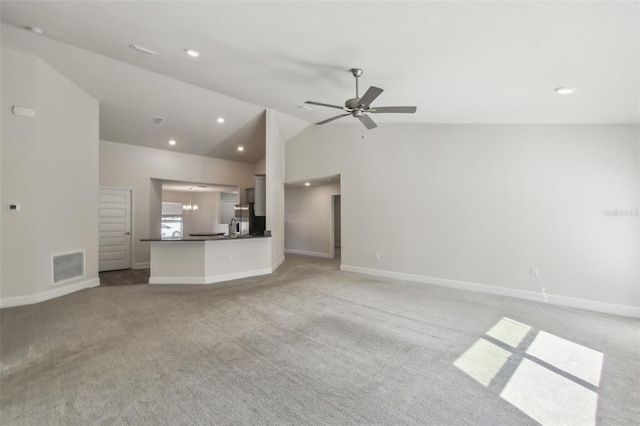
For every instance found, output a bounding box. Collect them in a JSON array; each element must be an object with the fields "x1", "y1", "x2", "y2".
[{"x1": 52, "y1": 251, "x2": 85, "y2": 285}]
